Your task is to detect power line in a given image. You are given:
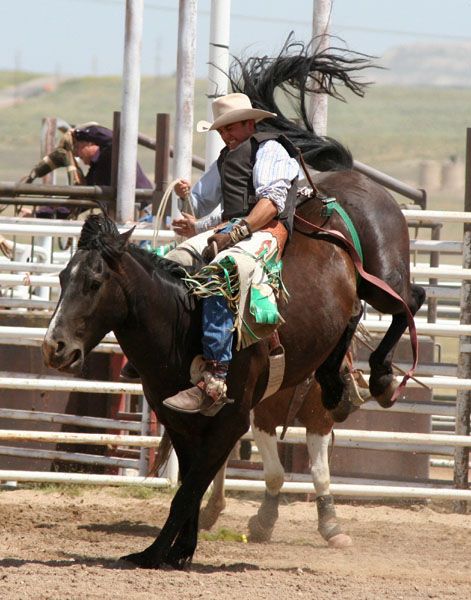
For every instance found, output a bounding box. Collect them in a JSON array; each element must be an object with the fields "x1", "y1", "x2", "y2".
[{"x1": 63, "y1": 0, "x2": 471, "y2": 43}]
